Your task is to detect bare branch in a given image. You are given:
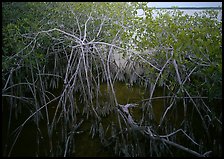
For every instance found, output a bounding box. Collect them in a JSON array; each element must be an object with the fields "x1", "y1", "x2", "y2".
[
  {"x1": 83, "y1": 12, "x2": 92, "y2": 43},
  {"x1": 96, "y1": 16, "x2": 106, "y2": 37}
]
